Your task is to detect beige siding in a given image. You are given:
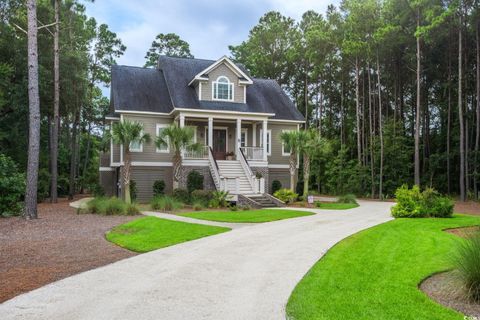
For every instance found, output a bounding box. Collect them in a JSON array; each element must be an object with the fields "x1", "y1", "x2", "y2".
[
  {"x1": 131, "y1": 166, "x2": 173, "y2": 202},
  {"x1": 269, "y1": 168, "x2": 296, "y2": 191},
  {"x1": 253, "y1": 122, "x2": 298, "y2": 165},
  {"x1": 121, "y1": 114, "x2": 175, "y2": 162},
  {"x1": 200, "y1": 63, "x2": 245, "y2": 103}
]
